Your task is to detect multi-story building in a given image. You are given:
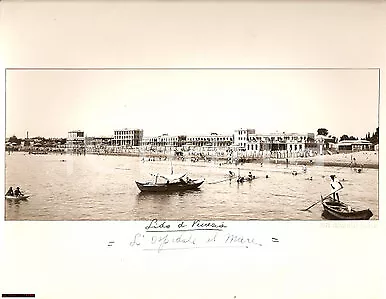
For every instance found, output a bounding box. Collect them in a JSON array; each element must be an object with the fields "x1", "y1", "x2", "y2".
[
  {"x1": 85, "y1": 136, "x2": 113, "y2": 153},
  {"x1": 140, "y1": 132, "x2": 234, "y2": 156},
  {"x1": 186, "y1": 133, "x2": 233, "y2": 148},
  {"x1": 139, "y1": 128, "x2": 314, "y2": 158},
  {"x1": 141, "y1": 134, "x2": 186, "y2": 148},
  {"x1": 233, "y1": 129, "x2": 313, "y2": 158},
  {"x1": 66, "y1": 130, "x2": 86, "y2": 154},
  {"x1": 113, "y1": 129, "x2": 143, "y2": 147}
]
